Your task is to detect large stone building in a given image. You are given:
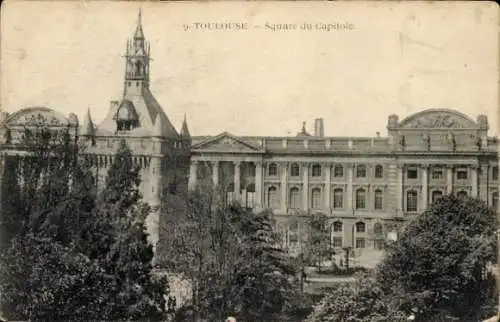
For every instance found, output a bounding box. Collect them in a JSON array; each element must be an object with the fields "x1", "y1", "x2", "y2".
[
  {"x1": 189, "y1": 111, "x2": 498, "y2": 264},
  {"x1": 0, "y1": 11, "x2": 191, "y2": 250},
  {"x1": 0, "y1": 12, "x2": 498, "y2": 265}
]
